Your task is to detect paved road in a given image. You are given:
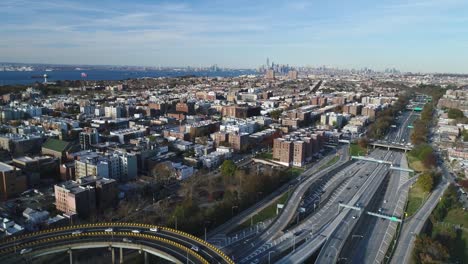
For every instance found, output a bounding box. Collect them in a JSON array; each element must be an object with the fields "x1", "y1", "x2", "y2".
[
  {"x1": 207, "y1": 149, "x2": 341, "y2": 245},
  {"x1": 0, "y1": 223, "x2": 234, "y2": 264},
  {"x1": 260, "y1": 150, "x2": 390, "y2": 264},
  {"x1": 315, "y1": 151, "x2": 396, "y2": 264},
  {"x1": 390, "y1": 170, "x2": 450, "y2": 264},
  {"x1": 338, "y1": 152, "x2": 415, "y2": 263},
  {"x1": 227, "y1": 146, "x2": 350, "y2": 259}
]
